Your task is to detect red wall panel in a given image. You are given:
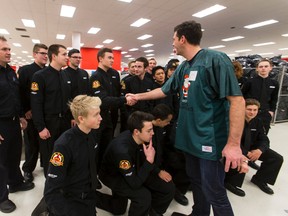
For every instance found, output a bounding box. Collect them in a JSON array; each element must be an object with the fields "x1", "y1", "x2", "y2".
[{"x1": 80, "y1": 47, "x2": 121, "y2": 71}]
